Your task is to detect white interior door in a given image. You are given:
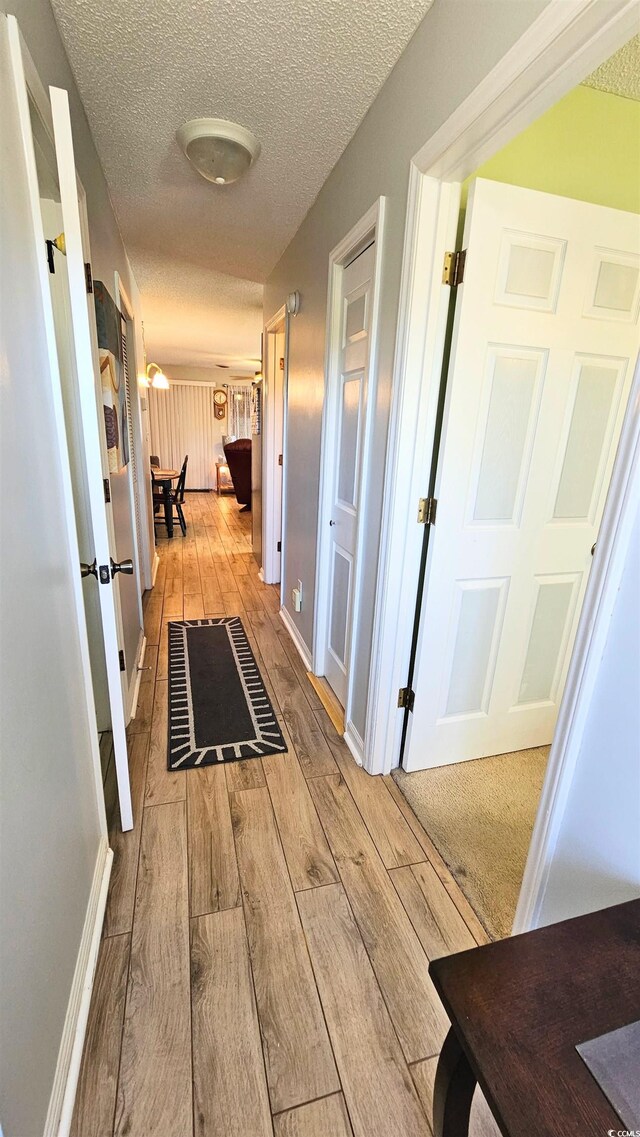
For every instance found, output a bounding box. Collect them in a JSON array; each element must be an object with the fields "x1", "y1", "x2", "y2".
[
  {"x1": 405, "y1": 178, "x2": 640, "y2": 772},
  {"x1": 324, "y1": 242, "x2": 375, "y2": 706},
  {"x1": 46, "y1": 83, "x2": 133, "y2": 828},
  {"x1": 2, "y1": 19, "x2": 108, "y2": 1132}
]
